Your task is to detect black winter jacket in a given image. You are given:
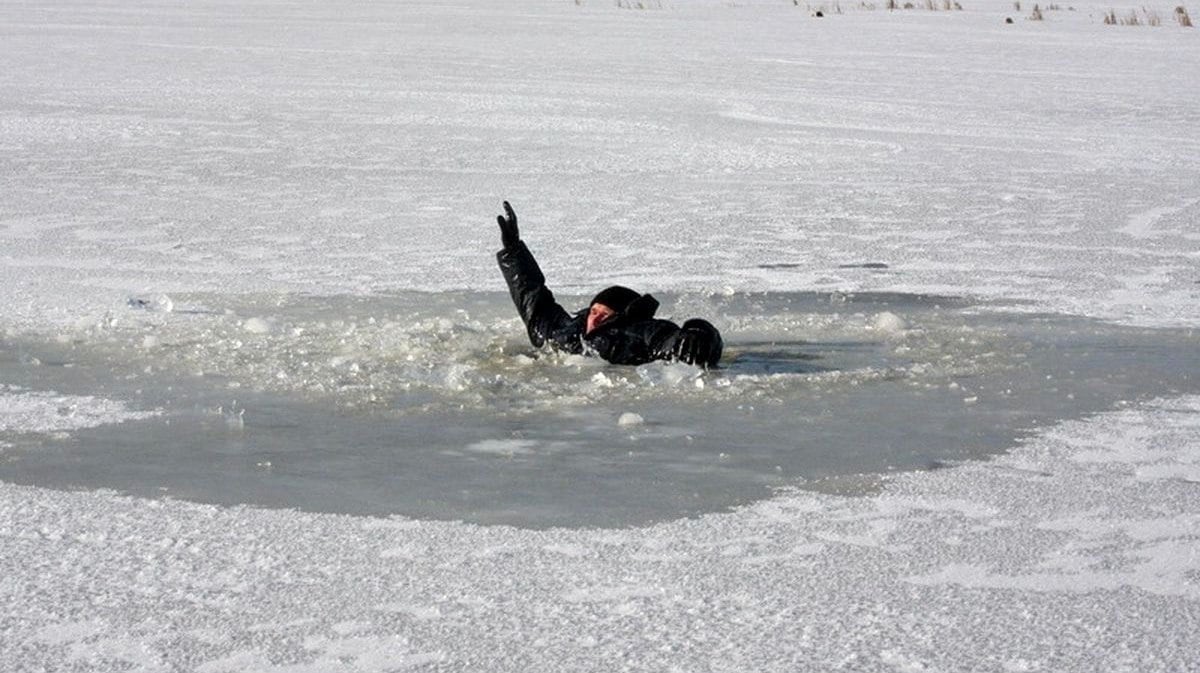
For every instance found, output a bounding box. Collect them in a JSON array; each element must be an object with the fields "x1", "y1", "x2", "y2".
[{"x1": 497, "y1": 242, "x2": 719, "y2": 366}]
